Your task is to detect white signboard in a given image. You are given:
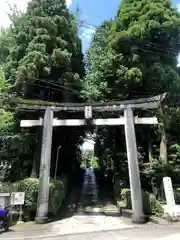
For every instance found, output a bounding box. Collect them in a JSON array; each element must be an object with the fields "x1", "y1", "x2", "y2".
[
  {"x1": 0, "y1": 193, "x2": 10, "y2": 208},
  {"x1": 11, "y1": 192, "x2": 25, "y2": 206},
  {"x1": 163, "y1": 177, "x2": 175, "y2": 206}
]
